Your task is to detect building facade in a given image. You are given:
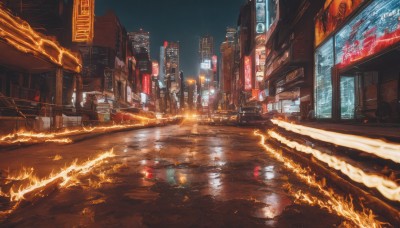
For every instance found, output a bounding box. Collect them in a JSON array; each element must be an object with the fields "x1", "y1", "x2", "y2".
[{"x1": 314, "y1": 0, "x2": 400, "y2": 123}]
